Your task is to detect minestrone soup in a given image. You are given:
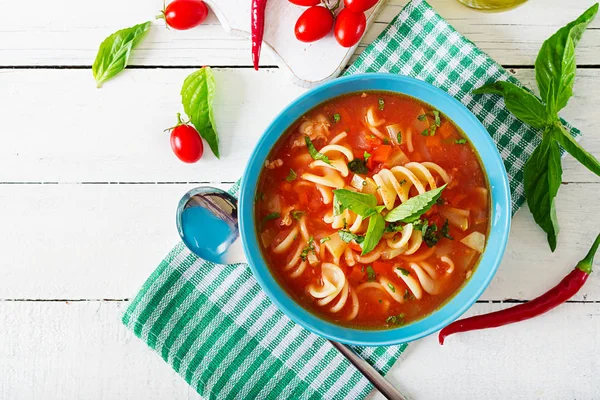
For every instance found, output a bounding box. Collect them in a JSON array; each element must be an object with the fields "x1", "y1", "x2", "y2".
[{"x1": 255, "y1": 92, "x2": 490, "y2": 329}]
